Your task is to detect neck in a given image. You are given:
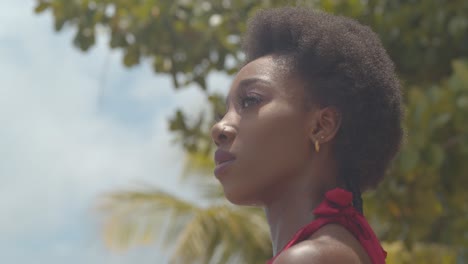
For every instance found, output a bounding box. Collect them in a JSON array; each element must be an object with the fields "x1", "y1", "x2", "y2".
[
  {"x1": 259, "y1": 148, "x2": 341, "y2": 256},
  {"x1": 263, "y1": 173, "x2": 326, "y2": 255},
  {"x1": 262, "y1": 154, "x2": 339, "y2": 256}
]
